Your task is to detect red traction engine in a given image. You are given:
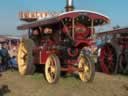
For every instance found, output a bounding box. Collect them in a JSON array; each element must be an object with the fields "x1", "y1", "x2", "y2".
[
  {"x1": 97, "y1": 27, "x2": 128, "y2": 74},
  {"x1": 17, "y1": 10, "x2": 110, "y2": 83}
]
